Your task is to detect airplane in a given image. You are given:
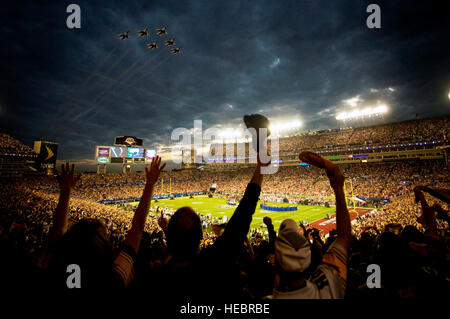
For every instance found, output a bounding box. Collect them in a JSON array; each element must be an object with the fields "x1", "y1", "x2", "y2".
[
  {"x1": 165, "y1": 38, "x2": 175, "y2": 46},
  {"x1": 156, "y1": 26, "x2": 168, "y2": 36},
  {"x1": 171, "y1": 47, "x2": 181, "y2": 54},
  {"x1": 137, "y1": 27, "x2": 149, "y2": 37},
  {"x1": 118, "y1": 31, "x2": 130, "y2": 40},
  {"x1": 146, "y1": 42, "x2": 158, "y2": 50}
]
